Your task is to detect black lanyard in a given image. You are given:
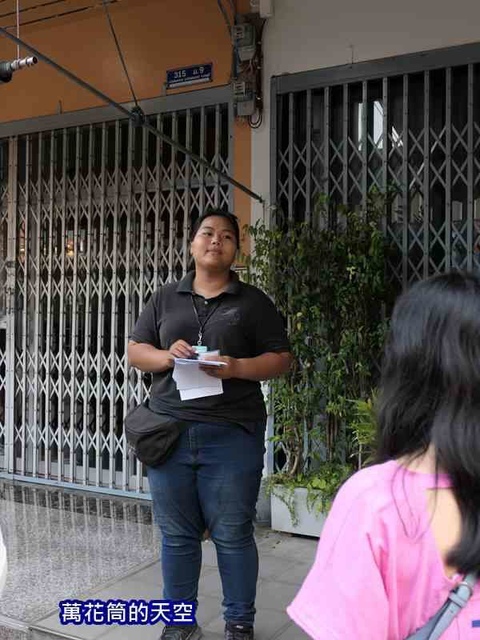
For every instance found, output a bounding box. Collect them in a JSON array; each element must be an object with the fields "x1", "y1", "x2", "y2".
[{"x1": 191, "y1": 295, "x2": 222, "y2": 346}]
